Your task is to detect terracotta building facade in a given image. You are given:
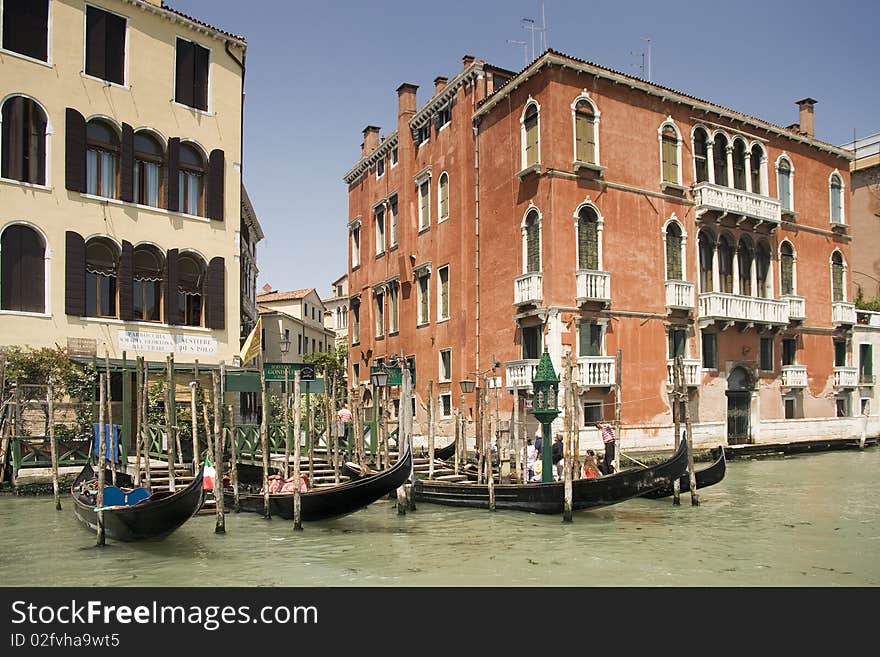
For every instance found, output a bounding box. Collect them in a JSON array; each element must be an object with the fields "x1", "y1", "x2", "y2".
[{"x1": 344, "y1": 50, "x2": 872, "y2": 450}]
